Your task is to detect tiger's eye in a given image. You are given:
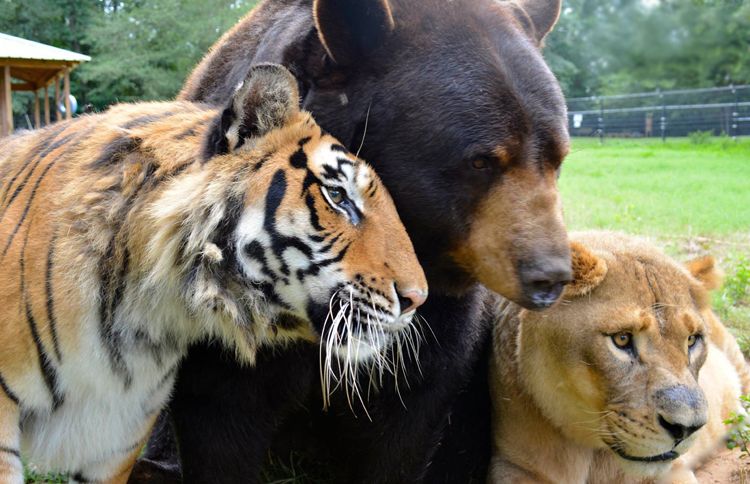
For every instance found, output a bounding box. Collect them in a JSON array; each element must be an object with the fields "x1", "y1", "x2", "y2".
[
  {"x1": 612, "y1": 332, "x2": 633, "y2": 349},
  {"x1": 688, "y1": 334, "x2": 699, "y2": 348},
  {"x1": 327, "y1": 187, "x2": 344, "y2": 204}
]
